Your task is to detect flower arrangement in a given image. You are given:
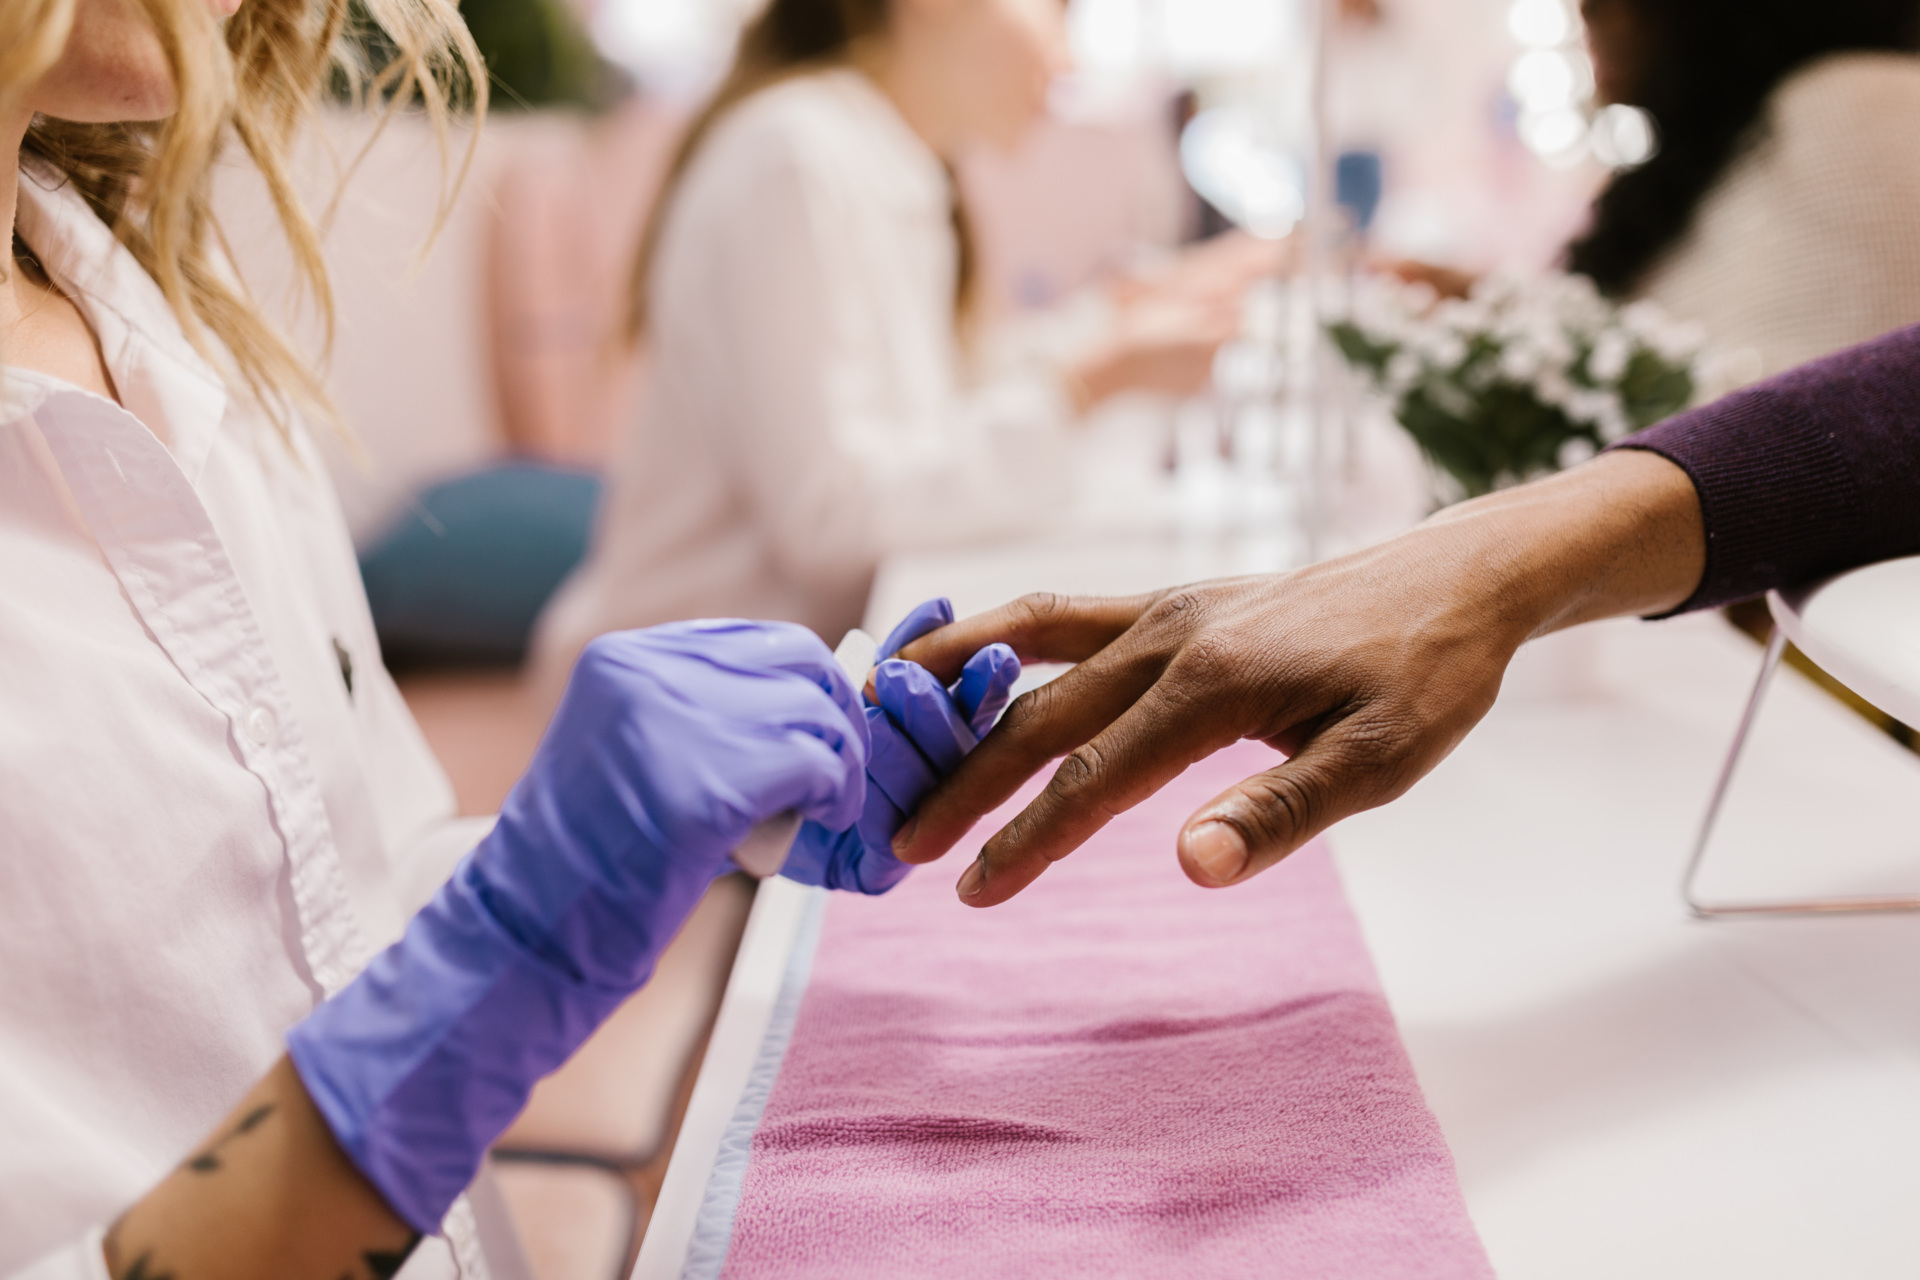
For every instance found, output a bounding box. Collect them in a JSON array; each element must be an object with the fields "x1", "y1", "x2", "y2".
[{"x1": 1328, "y1": 271, "x2": 1706, "y2": 502}]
